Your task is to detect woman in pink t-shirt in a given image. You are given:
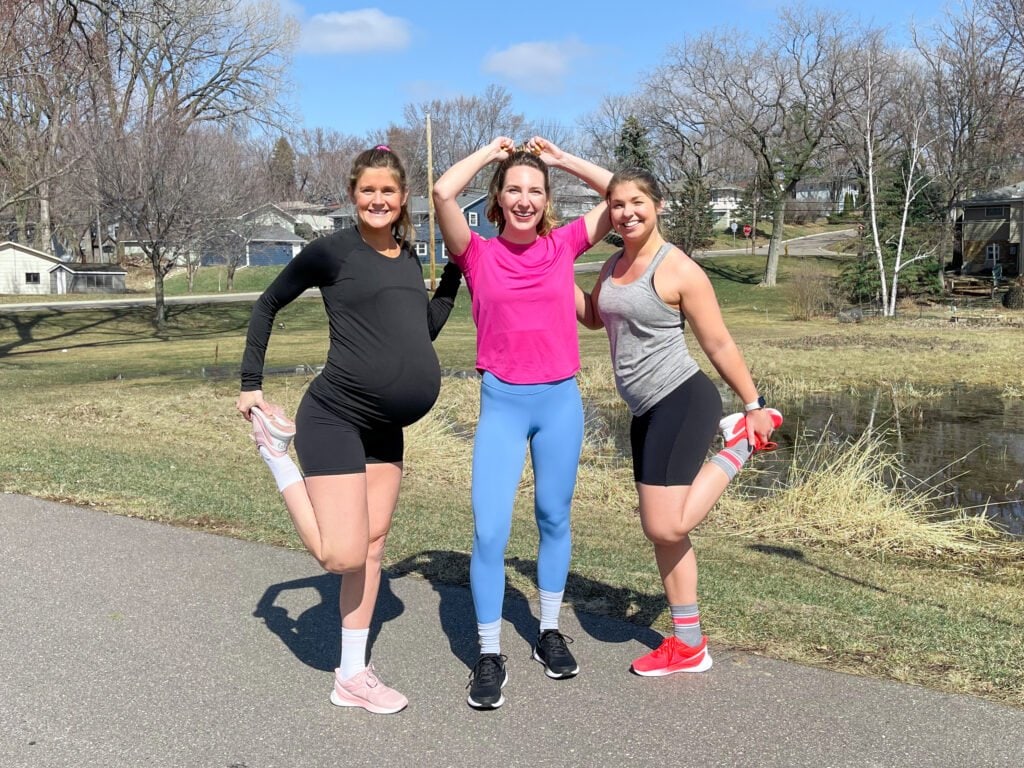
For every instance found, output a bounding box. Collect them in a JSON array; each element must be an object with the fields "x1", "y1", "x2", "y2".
[{"x1": 433, "y1": 137, "x2": 611, "y2": 709}]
